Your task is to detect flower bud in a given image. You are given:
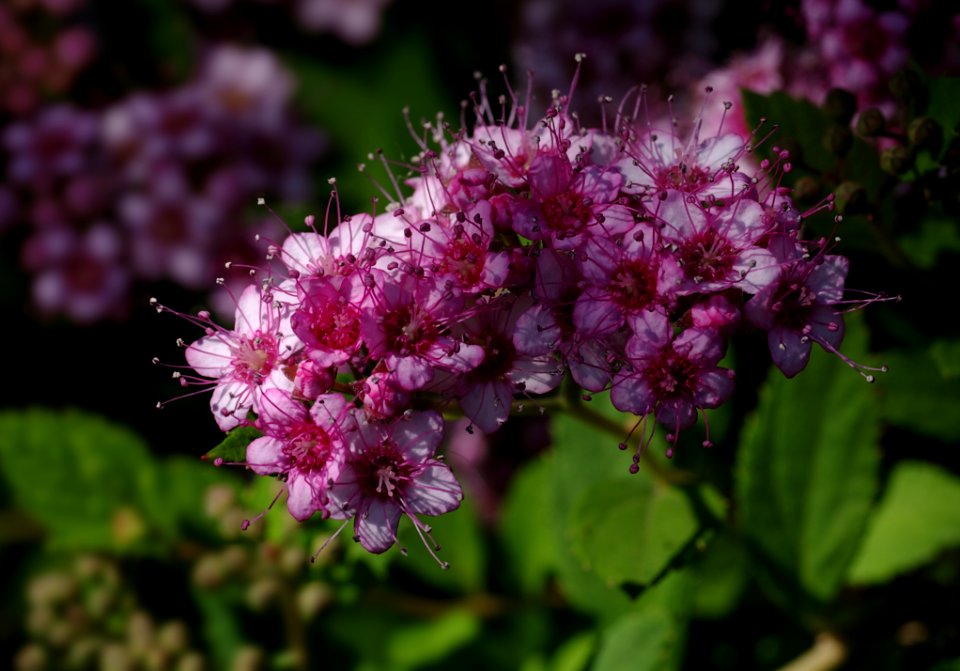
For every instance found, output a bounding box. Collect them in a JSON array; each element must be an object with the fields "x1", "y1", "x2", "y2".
[
  {"x1": 231, "y1": 646, "x2": 265, "y2": 671},
  {"x1": 881, "y1": 145, "x2": 912, "y2": 175},
  {"x1": 156, "y1": 620, "x2": 189, "y2": 655},
  {"x1": 14, "y1": 644, "x2": 48, "y2": 671},
  {"x1": 889, "y1": 69, "x2": 924, "y2": 103},
  {"x1": 297, "y1": 582, "x2": 333, "y2": 619},
  {"x1": 177, "y1": 652, "x2": 206, "y2": 671},
  {"x1": 824, "y1": 88, "x2": 857, "y2": 124},
  {"x1": 823, "y1": 124, "x2": 853, "y2": 157},
  {"x1": 245, "y1": 577, "x2": 281, "y2": 611},
  {"x1": 908, "y1": 116, "x2": 943, "y2": 153},
  {"x1": 791, "y1": 176, "x2": 821, "y2": 201},
  {"x1": 100, "y1": 643, "x2": 136, "y2": 671},
  {"x1": 856, "y1": 108, "x2": 886, "y2": 137},
  {"x1": 834, "y1": 181, "x2": 868, "y2": 215}
]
